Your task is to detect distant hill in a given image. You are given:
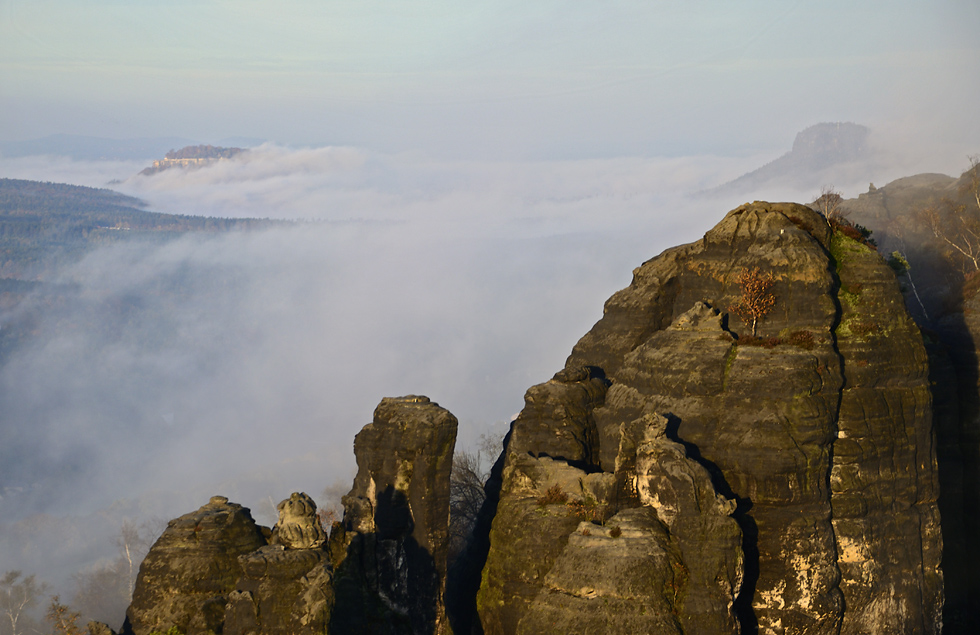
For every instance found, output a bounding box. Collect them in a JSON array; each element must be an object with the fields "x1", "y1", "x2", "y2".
[
  {"x1": 839, "y1": 169, "x2": 973, "y2": 323},
  {"x1": 704, "y1": 122, "x2": 871, "y2": 196},
  {"x1": 0, "y1": 178, "x2": 285, "y2": 361},
  {"x1": 0, "y1": 178, "x2": 281, "y2": 281},
  {"x1": 138, "y1": 145, "x2": 247, "y2": 176}
]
